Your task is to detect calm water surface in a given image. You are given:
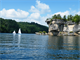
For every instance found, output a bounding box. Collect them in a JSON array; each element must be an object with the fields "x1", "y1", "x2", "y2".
[{"x1": 0, "y1": 33, "x2": 80, "y2": 60}]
